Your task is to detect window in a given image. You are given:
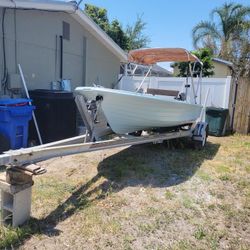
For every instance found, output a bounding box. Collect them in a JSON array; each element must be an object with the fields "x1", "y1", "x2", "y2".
[{"x1": 63, "y1": 21, "x2": 70, "y2": 40}]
